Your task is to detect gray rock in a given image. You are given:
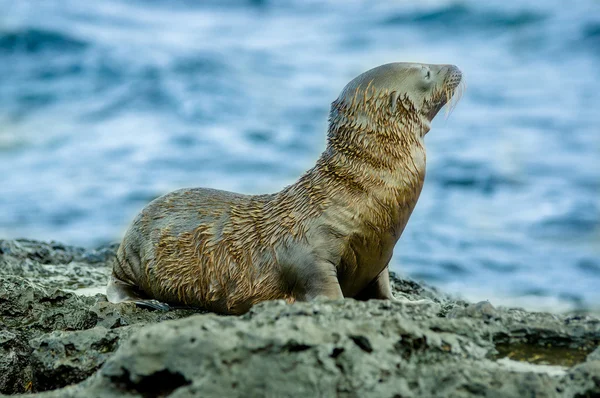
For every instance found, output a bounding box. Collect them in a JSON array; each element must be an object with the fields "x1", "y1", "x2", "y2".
[
  {"x1": 563, "y1": 361, "x2": 600, "y2": 396},
  {"x1": 447, "y1": 300, "x2": 497, "y2": 319},
  {"x1": 0, "y1": 239, "x2": 113, "y2": 291},
  {"x1": 0, "y1": 243, "x2": 201, "y2": 396},
  {"x1": 587, "y1": 346, "x2": 600, "y2": 362},
  {"x1": 0, "y1": 329, "x2": 32, "y2": 394},
  {"x1": 35, "y1": 299, "x2": 600, "y2": 398},
  {"x1": 1, "y1": 239, "x2": 599, "y2": 397},
  {"x1": 29, "y1": 326, "x2": 140, "y2": 392}
]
